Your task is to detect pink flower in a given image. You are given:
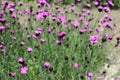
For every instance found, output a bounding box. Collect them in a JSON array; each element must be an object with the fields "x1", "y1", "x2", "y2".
[
  {"x1": 58, "y1": 31, "x2": 66, "y2": 38},
  {"x1": 86, "y1": 3, "x2": 91, "y2": 8},
  {"x1": 20, "y1": 41, "x2": 25, "y2": 46},
  {"x1": 96, "y1": 27, "x2": 102, "y2": 33},
  {"x1": 79, "y1": 29, "x2": 86, "y2": 34},
  {"x1": 73, "y1": 62, "x2": 78, "y2": 68},
  {"x1": 107, "y1": 0, "x2": 114, "y2": 6},
  {"x1": 44, "y1": 62, "x2": 50, "y2": 68},
  {"x1": 9, "y1": 72, "x2": 16, "y2": 77},
  {"x1": 40, "y1": 38, "x2": 45, "y2": 42},
  {"x1": 0, "y1": 26, "x2": 4, "y2": 31},
  {"x1": 18, "y1": 57, "x2": 24, "y2": 63},
  {"x1": 88, "y1": 72, "x2": 93, "y2": 77},
  {"x1": 79, "y1": 17, "x2": 83, "y2": 21},
  {"x1": 84, "y1": 21, "x2": 89, "y2": 29},
  {"x1": 104, "y1": 7, "x2": 111, "y2": 13},
  {"x1": 20, "y1": 66, "x2": 28, "y2": 74},
  {"x1": 27, "y1": 35, "x2": 31, "y2": 39},
  {"x1": 18, "y1": 2, "x2": 23, "y2": 6},
  {"x1": 72, "y1": 21, "x2": 80, "y2": 28},
  {"x1": 59, "y1": 15, "x2": 67, "y2": 23},
  {"x1": 27, "y1": 47, "x2": 32, "y2": 53},
  {"x1": 89, "y1": 35, "x2": 99, "y2": 44},
  {"x1": 93, "y1": 1, "x2": 99, "y2": 6},
  {"x1": 11, "y1": 13, "x2": 17, "y2": 18},
  {"x1": 56, "y1": 40, "x2": 63, "y2": 45}
]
